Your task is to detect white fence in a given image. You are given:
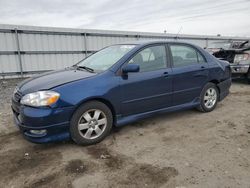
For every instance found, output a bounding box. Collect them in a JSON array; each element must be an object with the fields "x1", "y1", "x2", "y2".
[{"x1": 0, "y1": 24, "x2": 249, "y2": 78}]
